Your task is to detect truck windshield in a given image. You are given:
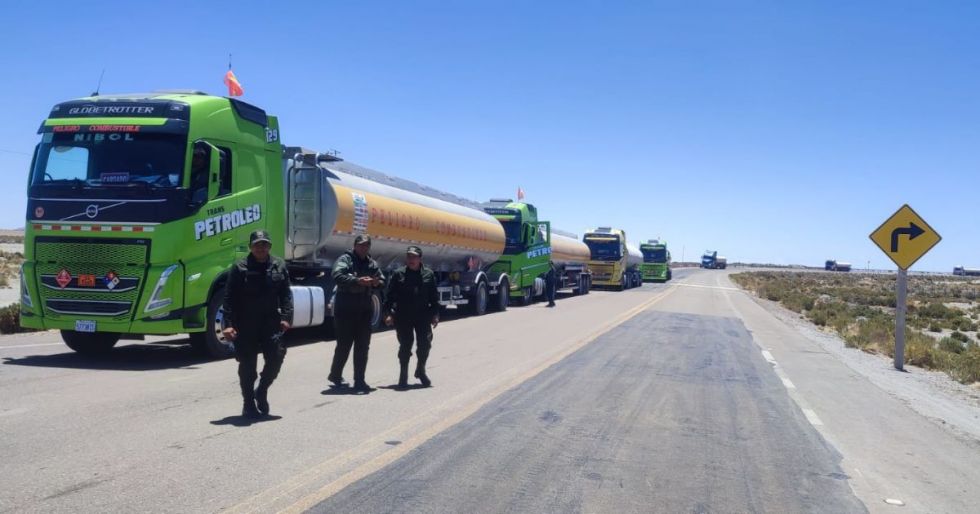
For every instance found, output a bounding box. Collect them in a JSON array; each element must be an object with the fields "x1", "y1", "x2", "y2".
[
  {"x1": 500, "y1": 220, "x2": 525, "y2": 253},
  {"x1": 31, "y1": 131, "x2": 186, "y2": 188},
  {"x1": 585, "y1": 238, "x2": 621, "y2": 261},
  {"x1": 642, "y1": 247, "x2": 667, "y2": 263}
]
